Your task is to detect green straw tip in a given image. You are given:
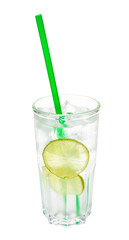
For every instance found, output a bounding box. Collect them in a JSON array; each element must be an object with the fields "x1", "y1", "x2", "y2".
[{"x1": 35, "y1": 14, "x2": 42, "y2": 19}]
